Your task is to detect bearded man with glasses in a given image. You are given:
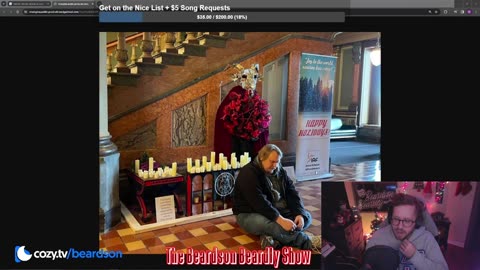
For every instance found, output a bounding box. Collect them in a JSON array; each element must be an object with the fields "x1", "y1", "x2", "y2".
[{"x1": 364, "y1": 193, "x2": 448, "y2": 270}]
